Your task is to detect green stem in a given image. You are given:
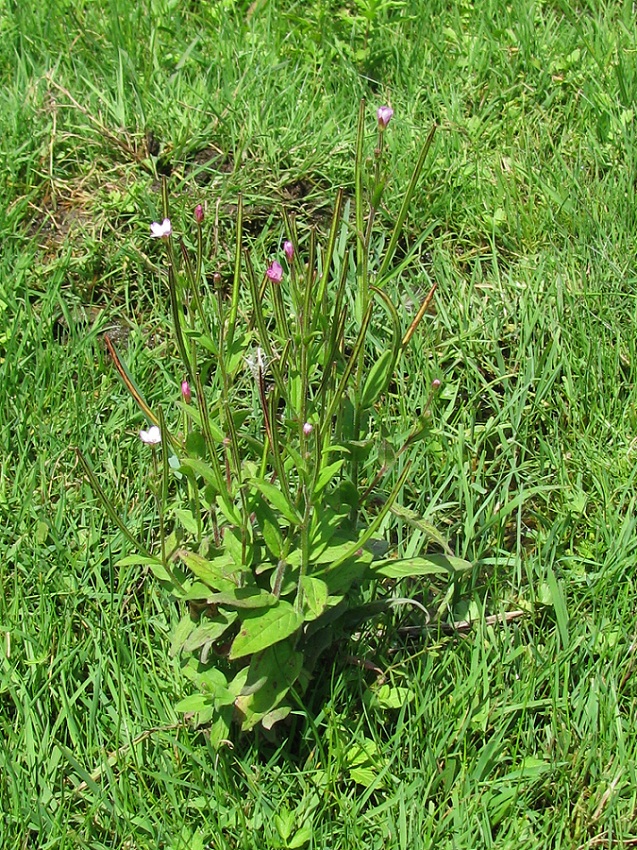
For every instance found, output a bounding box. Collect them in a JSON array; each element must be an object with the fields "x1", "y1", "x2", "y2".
[
  {"x1": 354, "y1": 98, "x2": 367, "y2": 324},
  {"x1": 226, "y1": 194, "x2": 243, "y2": 352}
]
